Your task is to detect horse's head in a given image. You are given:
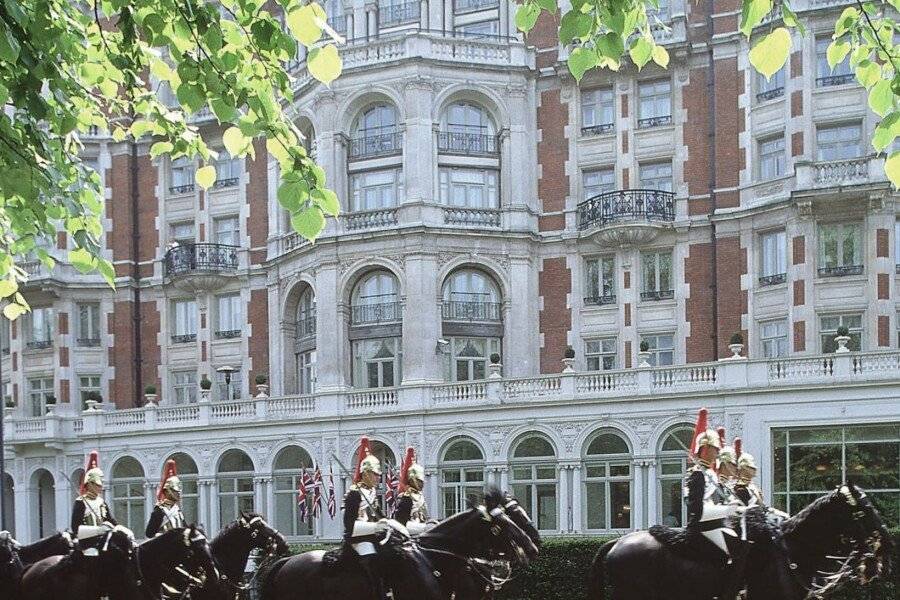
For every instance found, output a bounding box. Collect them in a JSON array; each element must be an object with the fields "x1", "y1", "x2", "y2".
[
  {"x1": 501, "y1": 491, "x2": 542, "y2": 550},
  {"x1": 480, "y1": 488, "x2": 540, "y2": 567},
  {"x1": 238, "y1": 512, "x2": 289, "y2": 557},
  {"x1": 0, "y1": 531, "x2": 23, "y2": 583},
  {"x1": 839, "y1": 484, "x2": 893, "y2": 582},
  {"x1": 179, "y1": 526, "x2": 220, "y2": 585}
]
